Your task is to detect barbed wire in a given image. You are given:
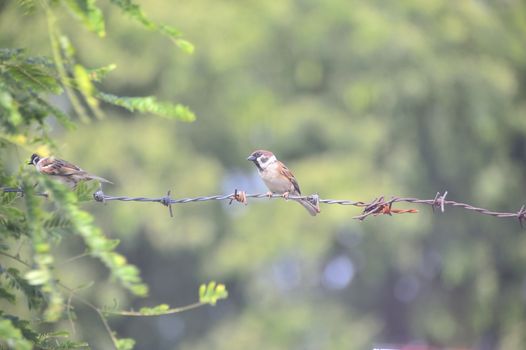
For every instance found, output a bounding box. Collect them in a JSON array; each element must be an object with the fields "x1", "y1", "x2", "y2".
[{"x1": 3, "y1": 186, "x2": 526, "y2": 225}]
